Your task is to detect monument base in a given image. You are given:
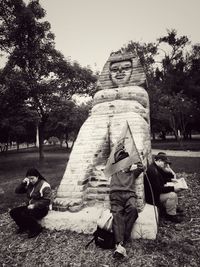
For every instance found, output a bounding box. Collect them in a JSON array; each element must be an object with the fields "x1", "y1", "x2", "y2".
[{"x1": 41, "y1": 203, "x2": 158, "y2": 239}]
